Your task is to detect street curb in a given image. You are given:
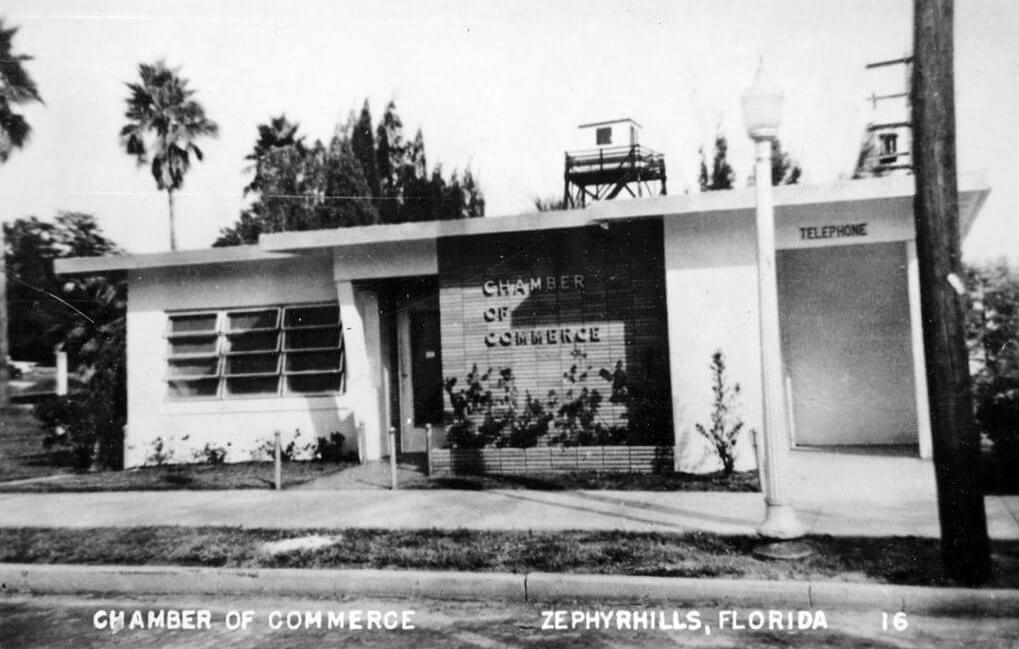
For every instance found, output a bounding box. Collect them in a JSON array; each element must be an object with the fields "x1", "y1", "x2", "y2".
[
  {"x1": 0, "y1": 565, "x2": 524, "y2": 602},
  {"x1": 2, "y1": 564, "x2": 1018, "y2": 616}
]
